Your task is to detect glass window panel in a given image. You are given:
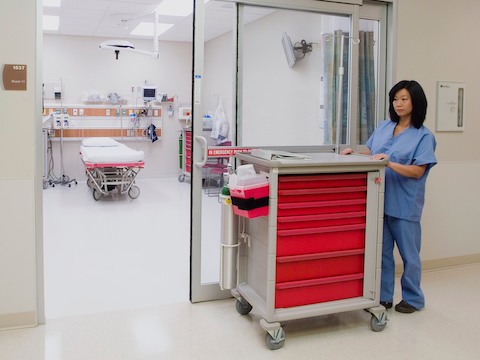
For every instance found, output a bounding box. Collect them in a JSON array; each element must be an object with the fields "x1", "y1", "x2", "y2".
[{"x1": 240, "y1": 6, "x2": 351, "y2": 147}]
